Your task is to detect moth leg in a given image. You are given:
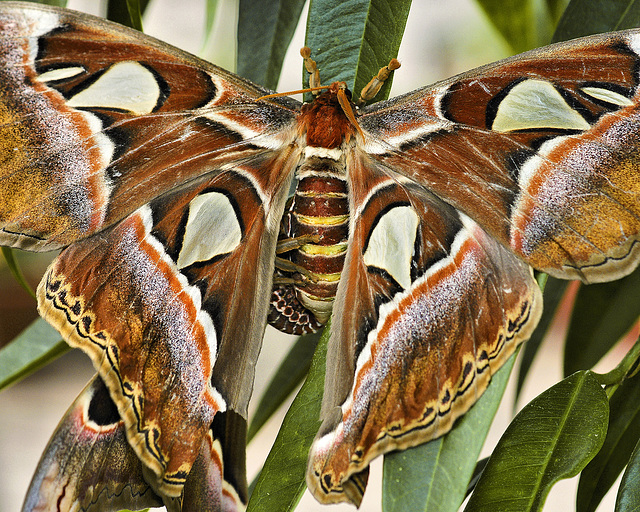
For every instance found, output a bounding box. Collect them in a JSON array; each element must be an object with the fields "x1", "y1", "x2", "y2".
[
  {"x1": 275, "y1": 233, "x2": 321, "y2": 253},
  {"x1": 274, "y1": 233, "x2": 324, "y2": 282},
  {"x1": 301, "y1": 46, "x2": 321, "y2": 92},
  {"x1": 274, "y1": 255, "x2": 322, "y2": 283},
  {"x1": 356, "y1": 58, "x2": 401, "y2": 105}
]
